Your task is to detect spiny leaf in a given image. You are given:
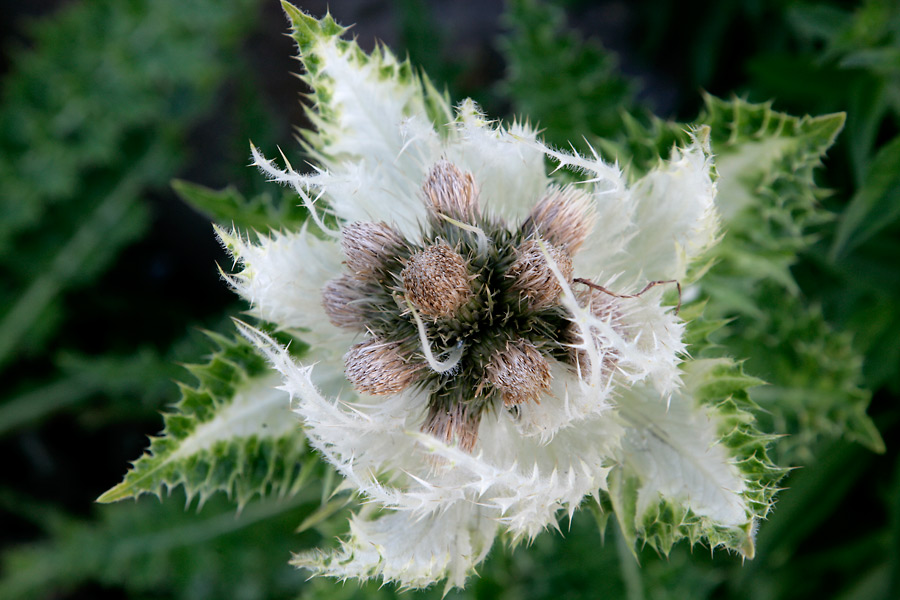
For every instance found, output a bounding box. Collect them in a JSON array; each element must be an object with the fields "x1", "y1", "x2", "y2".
[
  {"x1": 280, "y1": 1, "x2": 347, "y2": 57},
  {"x1": 606, "y1": 358, "x2": 784, "y2": 558},
  {"x1": 608, "y1": 95, "x2": 877, "y2": 461},
  {"x1": 595, "y1": 111, "x2": 689, "y2": 180},
  {"x1": 696, "y1": 97, "x2": 880, "y2": 460},
  {"x1": 680, "y1": 300, "x2": 731, "y2": 355},
  {"x1": 98, "y1": 333, "x2": 310, "y2": 508},
  {"x1": 280, "y1": 1, "x2": 451, "y2": 163}
]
